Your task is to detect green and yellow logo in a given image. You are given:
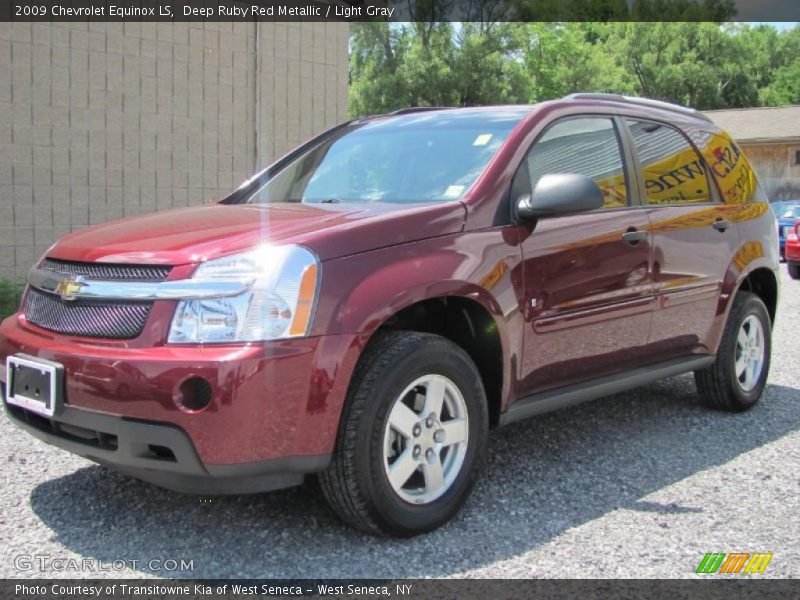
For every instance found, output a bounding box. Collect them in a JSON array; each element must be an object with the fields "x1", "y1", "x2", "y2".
[{"x1": 696, "y1": 552, "x2": 773, "y2": 574}]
